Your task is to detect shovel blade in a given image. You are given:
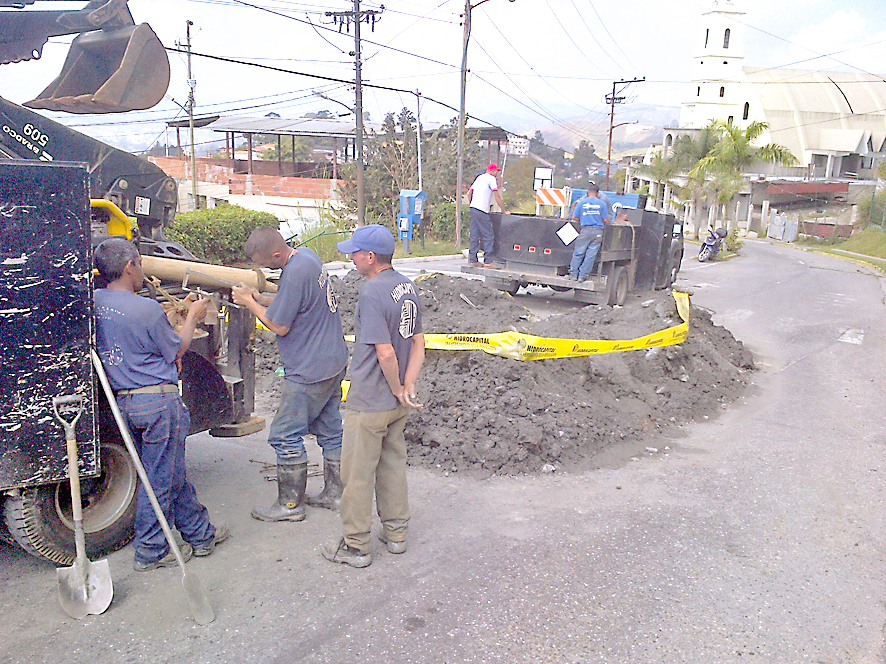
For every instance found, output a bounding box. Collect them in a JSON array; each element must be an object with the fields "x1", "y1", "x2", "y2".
[
  {"x1": 57, "y1": 559, "x2": 113, "y2": 619},
  {"x1": 182, "y1": 571, "x2": 215, "y2": 625},
  {"x1": 24, "y1": 23, "x2": 170, "y2": 114}
]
